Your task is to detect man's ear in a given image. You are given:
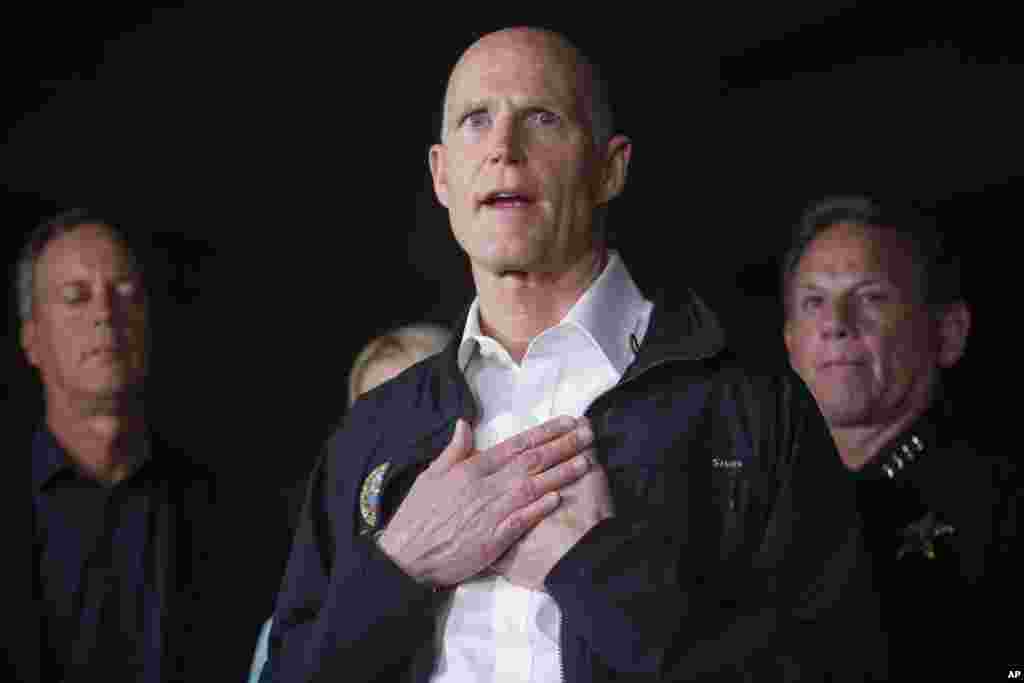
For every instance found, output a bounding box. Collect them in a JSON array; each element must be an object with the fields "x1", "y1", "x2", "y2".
[
  {"x1": 428, "y1": 144, "x2": 450, "y2": 209},
  {"x1": 21, "y1": 319, "x2": 40, "y2": 369},
  {"x1": 783, "y1": 319, "x2": 795, "y2": 359},
  {"x1": 596, "y1": 134, "x2": 632, "y2": 205},
  {"x1": 936, "y1": 300, "x2": 971, "y2": 368}
]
